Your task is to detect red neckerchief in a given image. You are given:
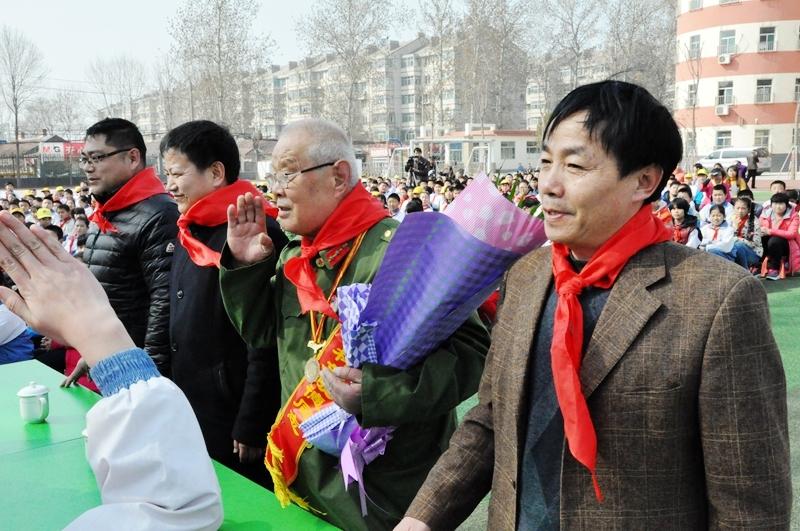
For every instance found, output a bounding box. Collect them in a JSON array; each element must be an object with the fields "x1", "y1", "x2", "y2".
[
  {"x1": 735, "y1": 216, "x2": 747, "y2": 238},
  {"x1": 89, "y1": 167, "x2": 166, "y2": 233},
  {"x1": 177, "y1": 180, "x2": 278, "y2": 268},
  {"x1": 283, "y1": 183, "x2": 389, "y2": 318},
  {"x1": 550, "y1": 205, "x2": 670, "y2": 502},
  {"x1": 712, "y1": 227, "x2": 720, "y2": 241}
]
